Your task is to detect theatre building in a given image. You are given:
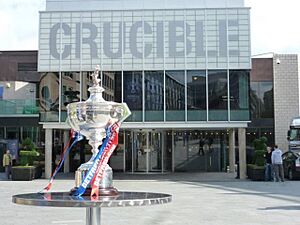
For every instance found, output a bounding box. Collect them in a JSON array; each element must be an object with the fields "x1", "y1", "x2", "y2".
[{"x1": 39, "y1": 0, "x2": 251, "y2": 178}]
